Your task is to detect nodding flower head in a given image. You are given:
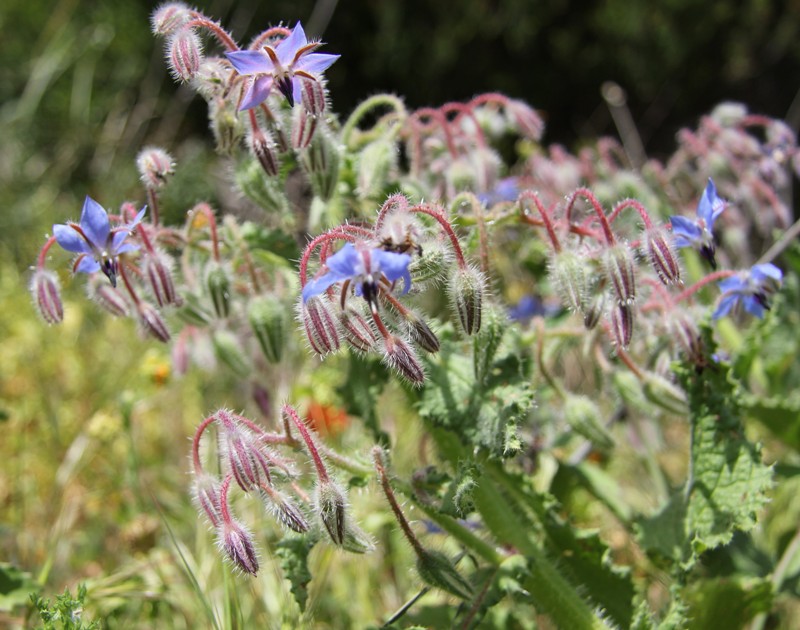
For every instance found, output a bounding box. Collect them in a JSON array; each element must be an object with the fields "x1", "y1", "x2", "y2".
[
  {"x1": 53, "y1": 196, "x2": 146, "y2": 287},
  {"x1": 713, "y1": 263, "x2": 783, "y2": 320},
  {"x1": 301, "y1": 242, "x2": 412, "y2": 307},
  {"x1": 226, "y1": 22, "x2": 339, "y2": 110},
  {"x1": 669, "y1": 178, "x2": 726, "y2": 268}
]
